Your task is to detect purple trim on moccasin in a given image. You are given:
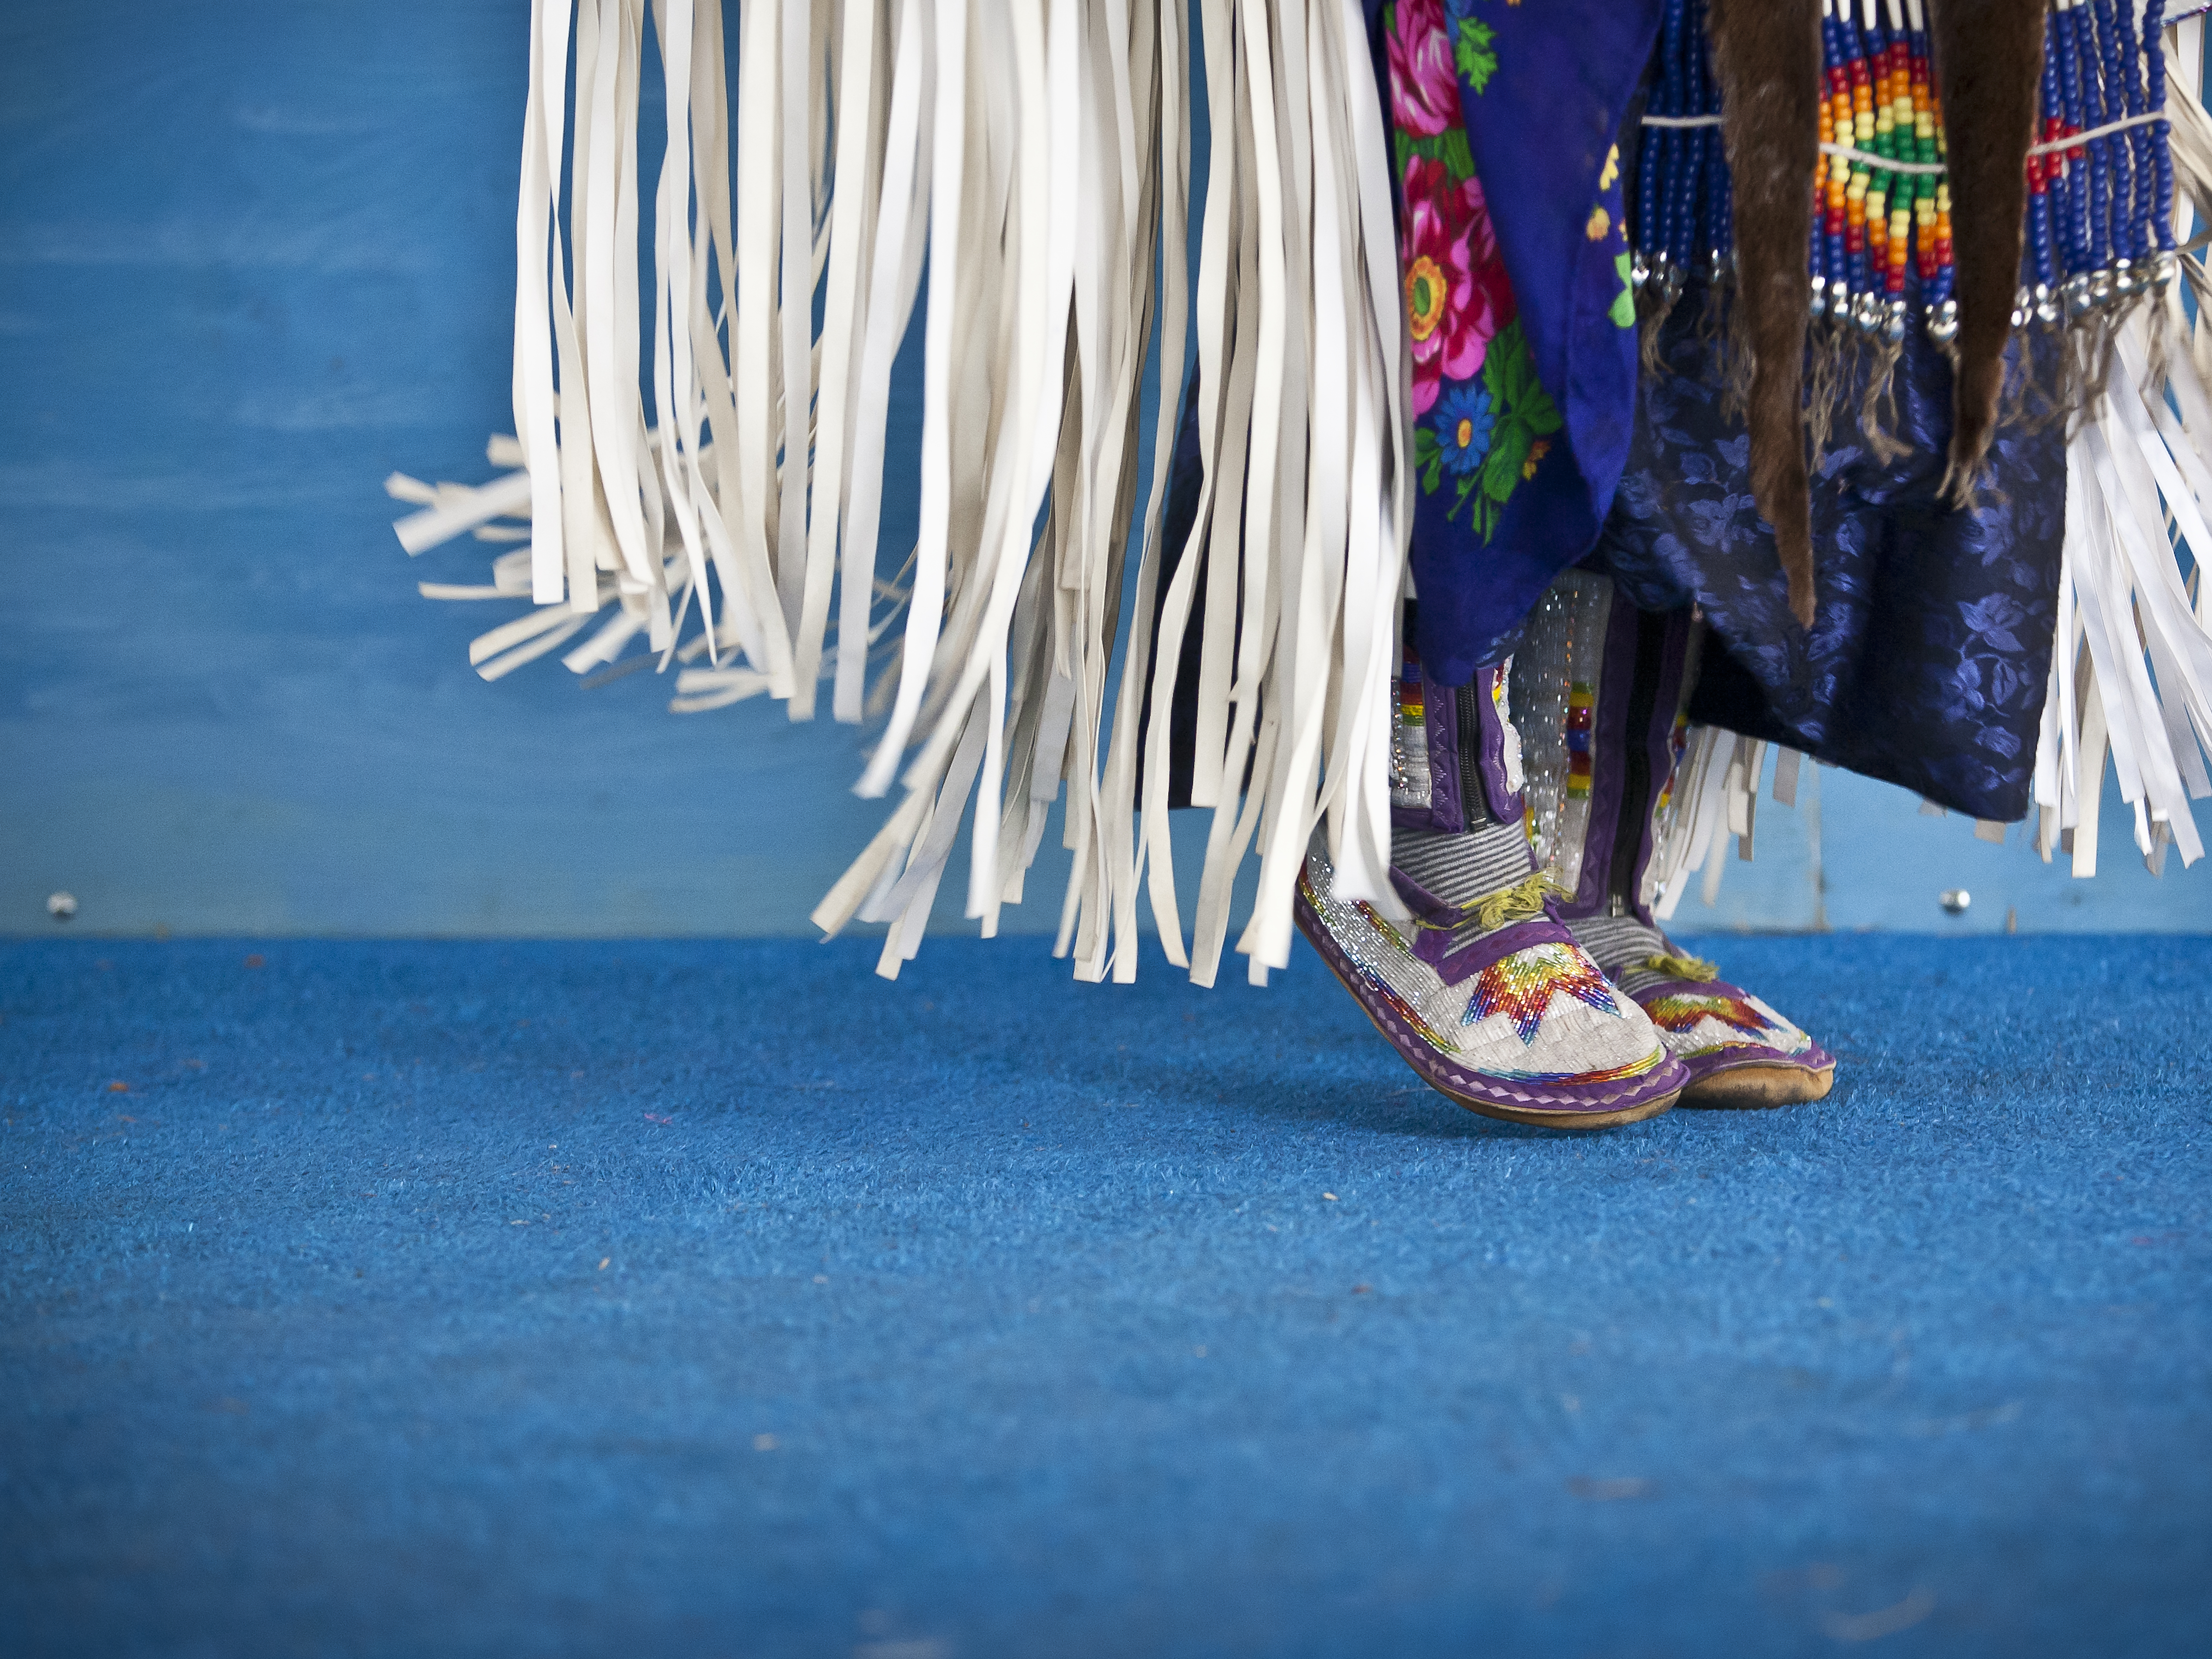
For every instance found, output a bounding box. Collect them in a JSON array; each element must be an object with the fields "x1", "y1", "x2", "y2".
[{"x1": 1412, "y1": 916, "x2": 1577, "y2": 987}]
